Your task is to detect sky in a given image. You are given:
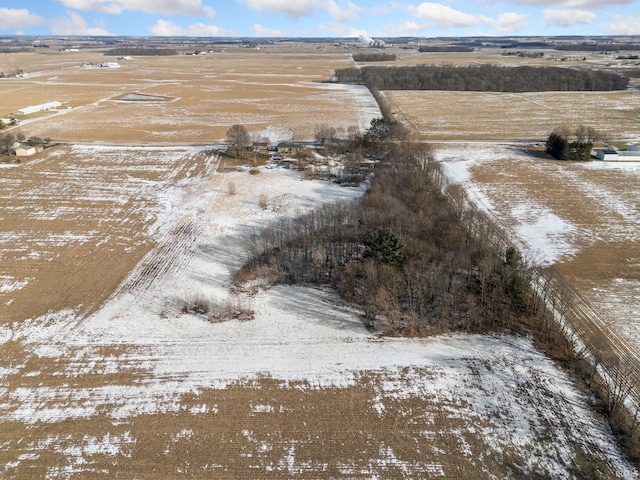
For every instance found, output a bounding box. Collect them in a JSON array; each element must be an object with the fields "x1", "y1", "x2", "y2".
[{"x1": 0, "y1": 0, "x2": 638, "y2": 38}]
